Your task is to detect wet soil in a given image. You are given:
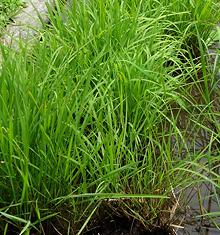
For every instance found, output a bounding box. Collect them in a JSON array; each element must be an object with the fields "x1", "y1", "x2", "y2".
[
  {"x1": 5, "y1": 217, "x2": 172, "y2": 235},
  {"x1": 84, "y1": 214, "x2": 172, "y2": 235}
]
